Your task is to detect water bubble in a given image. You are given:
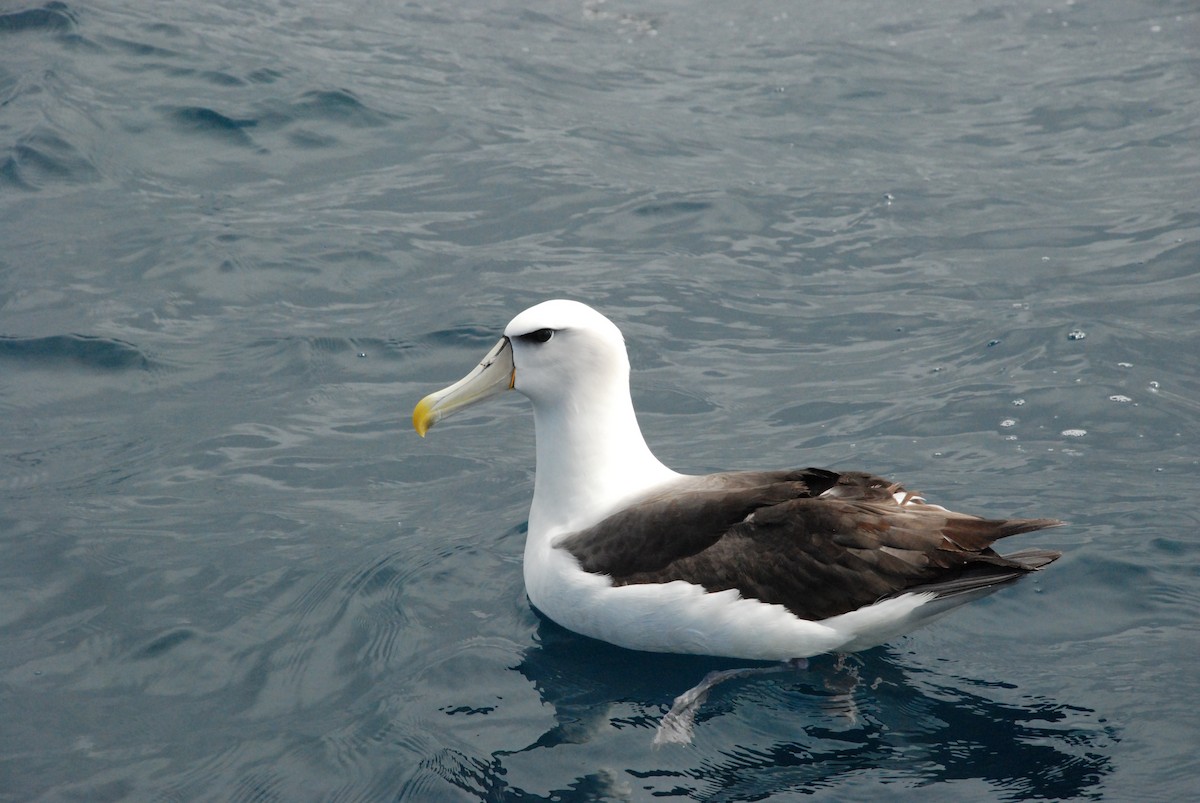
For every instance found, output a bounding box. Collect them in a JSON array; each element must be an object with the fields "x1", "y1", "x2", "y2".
[
  {"x1": 1148, "y1": 381, "x2": 1160, "y2": 392},
  {"x1": 1067, "y1": 330, "x2": 1087, "y2": 341},
  {"x1": 1000, "y1": 418, "x2": 1017, "y2": 428},
  {"x1": 1109, "y1": 395, "x2": 1132, "y2": 403},
  {"x1": 1117, "y1": 362, "x2": 1133, "y2": 368},
  {"x1": 1061, "y1": 428, "x2": 1087, "y2": 437},
  {"x1": 1012, "y1": 398, "x2": 1026, "y2": 406}
]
